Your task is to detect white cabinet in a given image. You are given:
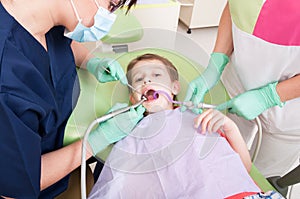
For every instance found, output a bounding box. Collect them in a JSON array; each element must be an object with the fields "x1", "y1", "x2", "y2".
[
  {"x1": 178, "y1": 0, "x2": 227, "y2": 33},
  {"x1": 130, "y1": 0, "x2": 181, "y2": 32}
]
